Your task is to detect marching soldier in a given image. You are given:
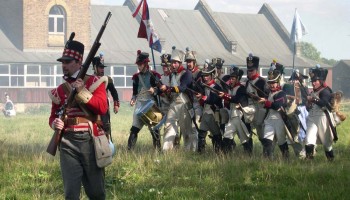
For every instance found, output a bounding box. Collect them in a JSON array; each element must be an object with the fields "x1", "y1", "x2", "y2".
[
  {"x1": 219, "y1": 67, "x2": 252, "y2": 155},
  {"x1": 128, "y1": 50, "x2": 162, "y2": 150},
  {"x1": 244, "y1": 54, "x2": 269, "y2": 143},
  {"x1": 305, "y1": 66, "x2": 336, "y2": 161},
  {"x1": 195, "y1": 64, "x2": 223, "y2": 153},
  {"x1": 159, "y1": 53, "x2": 172, "y2": 115},
  {"x1": 185, "y1": 47, "x2": 202, "y2": 151},
  {"x1": 92, "y1": 56, "x2": 120, "y2": 141},
  {"x1": 211, "y1": 58, "x2": 230, "y2": 136},
  {"x1": 283, "y1": 69, "x2": 309, "y2": 158},
  {"x1": 259, "y1": 69, "x2": 289, "y2": 159},
  {"x1": 160, "y1": 47, "x2": 193, "y2": 151}
]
